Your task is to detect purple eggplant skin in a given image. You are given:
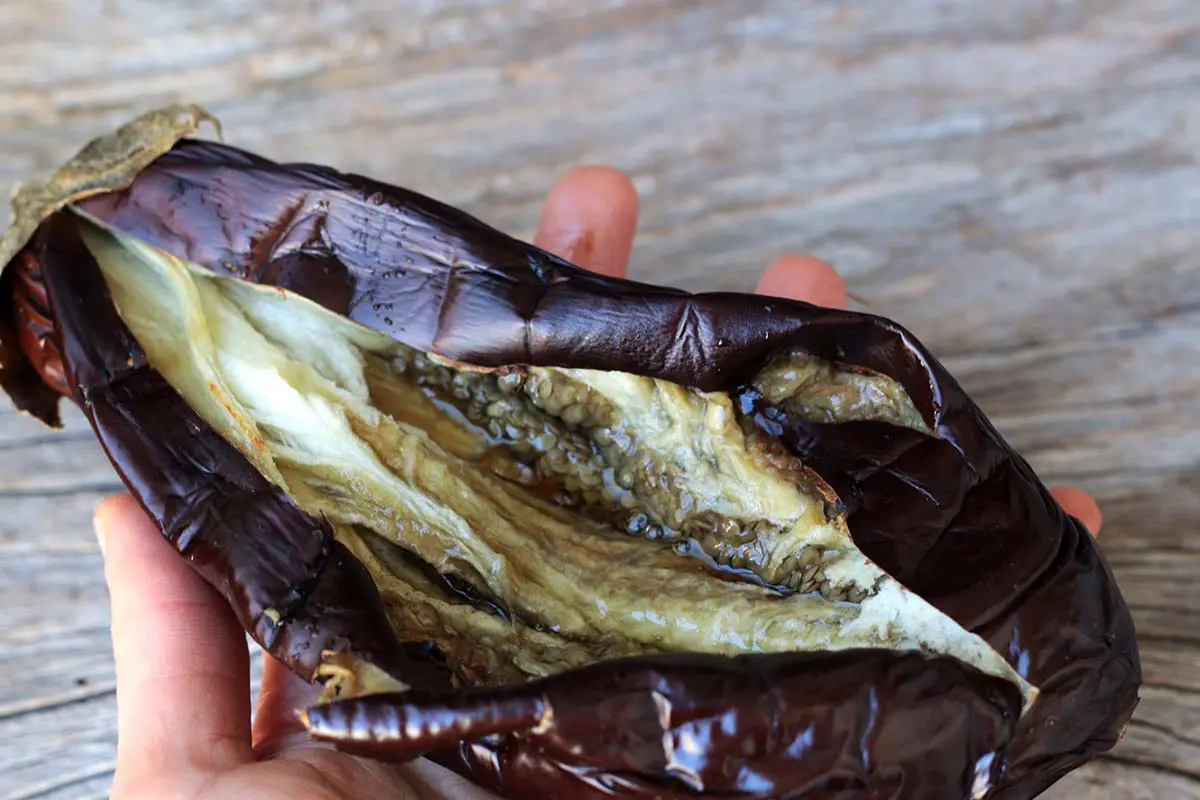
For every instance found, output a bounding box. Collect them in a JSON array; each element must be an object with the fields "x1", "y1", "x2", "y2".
[
  {"x1": 11, "y1": 213, "x2": 455, "y2": 690},
  {"x1": 0, "y1": 137, "x2": 1139, "y2": 799},
  {"x1": 7, "y1": 207, "x2": 1025, "y2": 800},
  {"x1": 305, "y1": 651, "x2": 1023, "y2": 799}
]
